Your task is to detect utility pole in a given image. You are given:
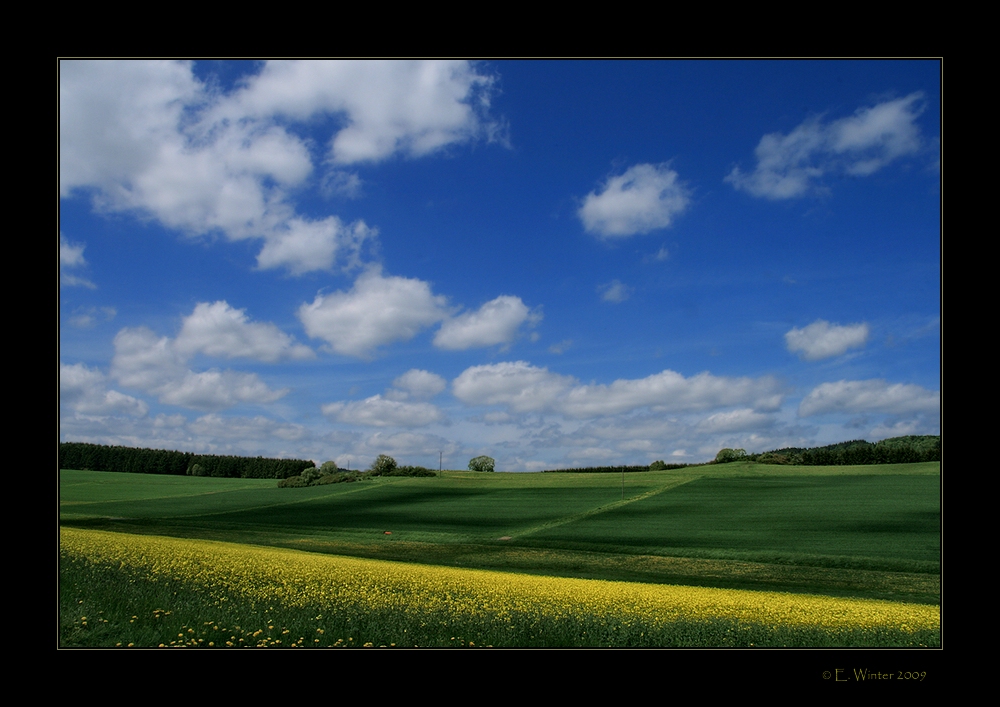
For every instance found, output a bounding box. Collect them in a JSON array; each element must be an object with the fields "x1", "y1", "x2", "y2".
[{"x1": 439, "y1": 451, "x2": 443, "y2": 475}]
